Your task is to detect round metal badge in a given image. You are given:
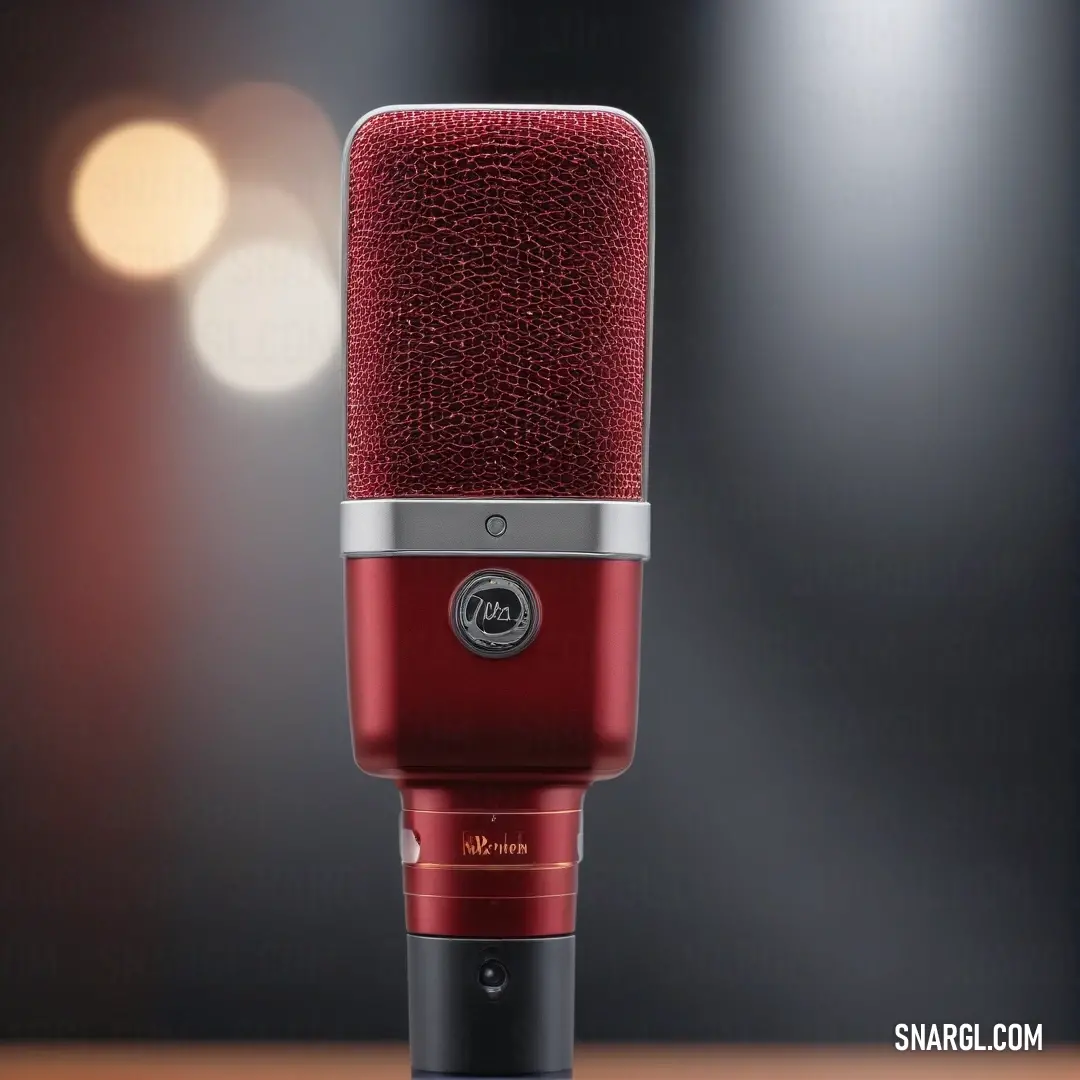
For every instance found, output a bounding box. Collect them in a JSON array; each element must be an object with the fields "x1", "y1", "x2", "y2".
[{"x1": 451, "y1": 571, "x2": 539, "y2": 658}]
